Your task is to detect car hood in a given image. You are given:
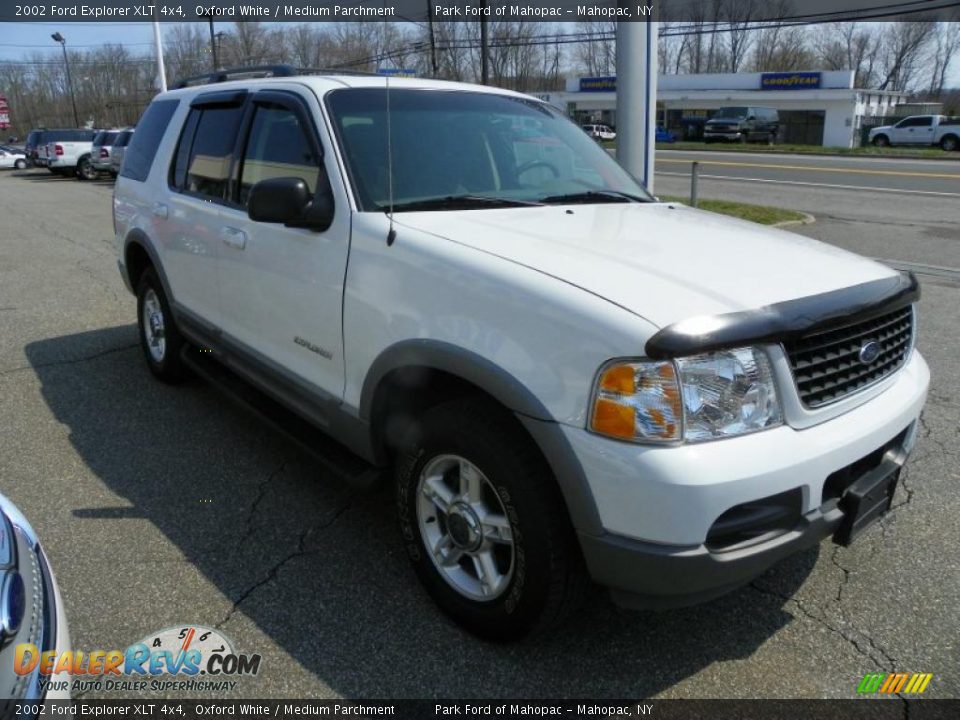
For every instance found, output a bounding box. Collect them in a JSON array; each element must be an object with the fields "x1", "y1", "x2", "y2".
[
  {"x1": 870, "y1": 125, "x2": 893, "y2": 134},
  {"x1": 395, "y1": 202, "x2": 896, "y2": 329}
]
